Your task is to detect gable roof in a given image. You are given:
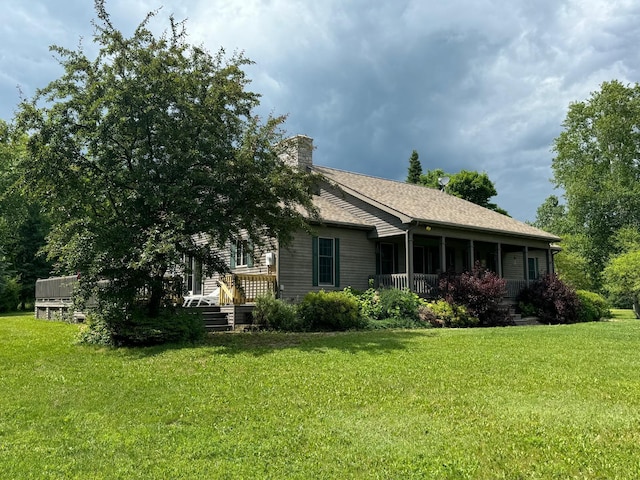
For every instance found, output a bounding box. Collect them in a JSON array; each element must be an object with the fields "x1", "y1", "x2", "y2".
[{"x1": 312, "y1": 165, "x2": 561, "y2": 242}]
